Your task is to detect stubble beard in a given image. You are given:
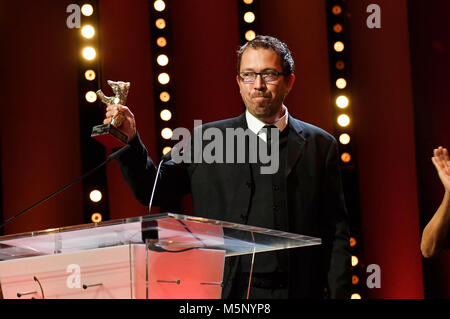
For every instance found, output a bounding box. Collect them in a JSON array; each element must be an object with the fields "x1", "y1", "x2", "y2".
[{"x1": 247, "y1": 100, "x2": 282, "y2": 123}]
